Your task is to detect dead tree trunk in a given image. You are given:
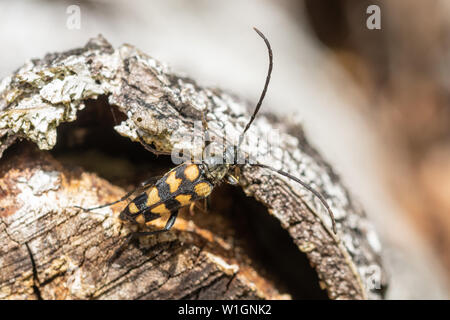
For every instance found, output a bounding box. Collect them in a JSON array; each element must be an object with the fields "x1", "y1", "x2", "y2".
[{"x1": 0, "y1": 36, "x2": 386, "y2": 299}]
